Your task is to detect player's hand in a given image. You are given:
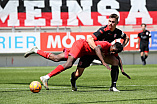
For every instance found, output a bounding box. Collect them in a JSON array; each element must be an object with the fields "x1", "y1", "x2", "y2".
[
  {"x1": 122, "y1": 72, "x2": 131, "y2": 79},
  {"x1": 103, "y1": 63, "x2": 111, "y2": 71},
  {"x1": 136, "y1": 44, "x2": 138, "y2": 49}
]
